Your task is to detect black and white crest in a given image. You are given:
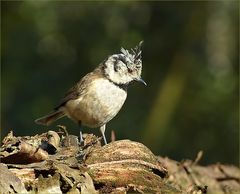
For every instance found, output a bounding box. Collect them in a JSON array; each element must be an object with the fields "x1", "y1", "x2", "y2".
[
  {"x1": 120, "y1": 41, "x2": 143, "y2": 65},
  {"x1": 103, "y1": 41, "x2": 145, "y2": 86}
]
